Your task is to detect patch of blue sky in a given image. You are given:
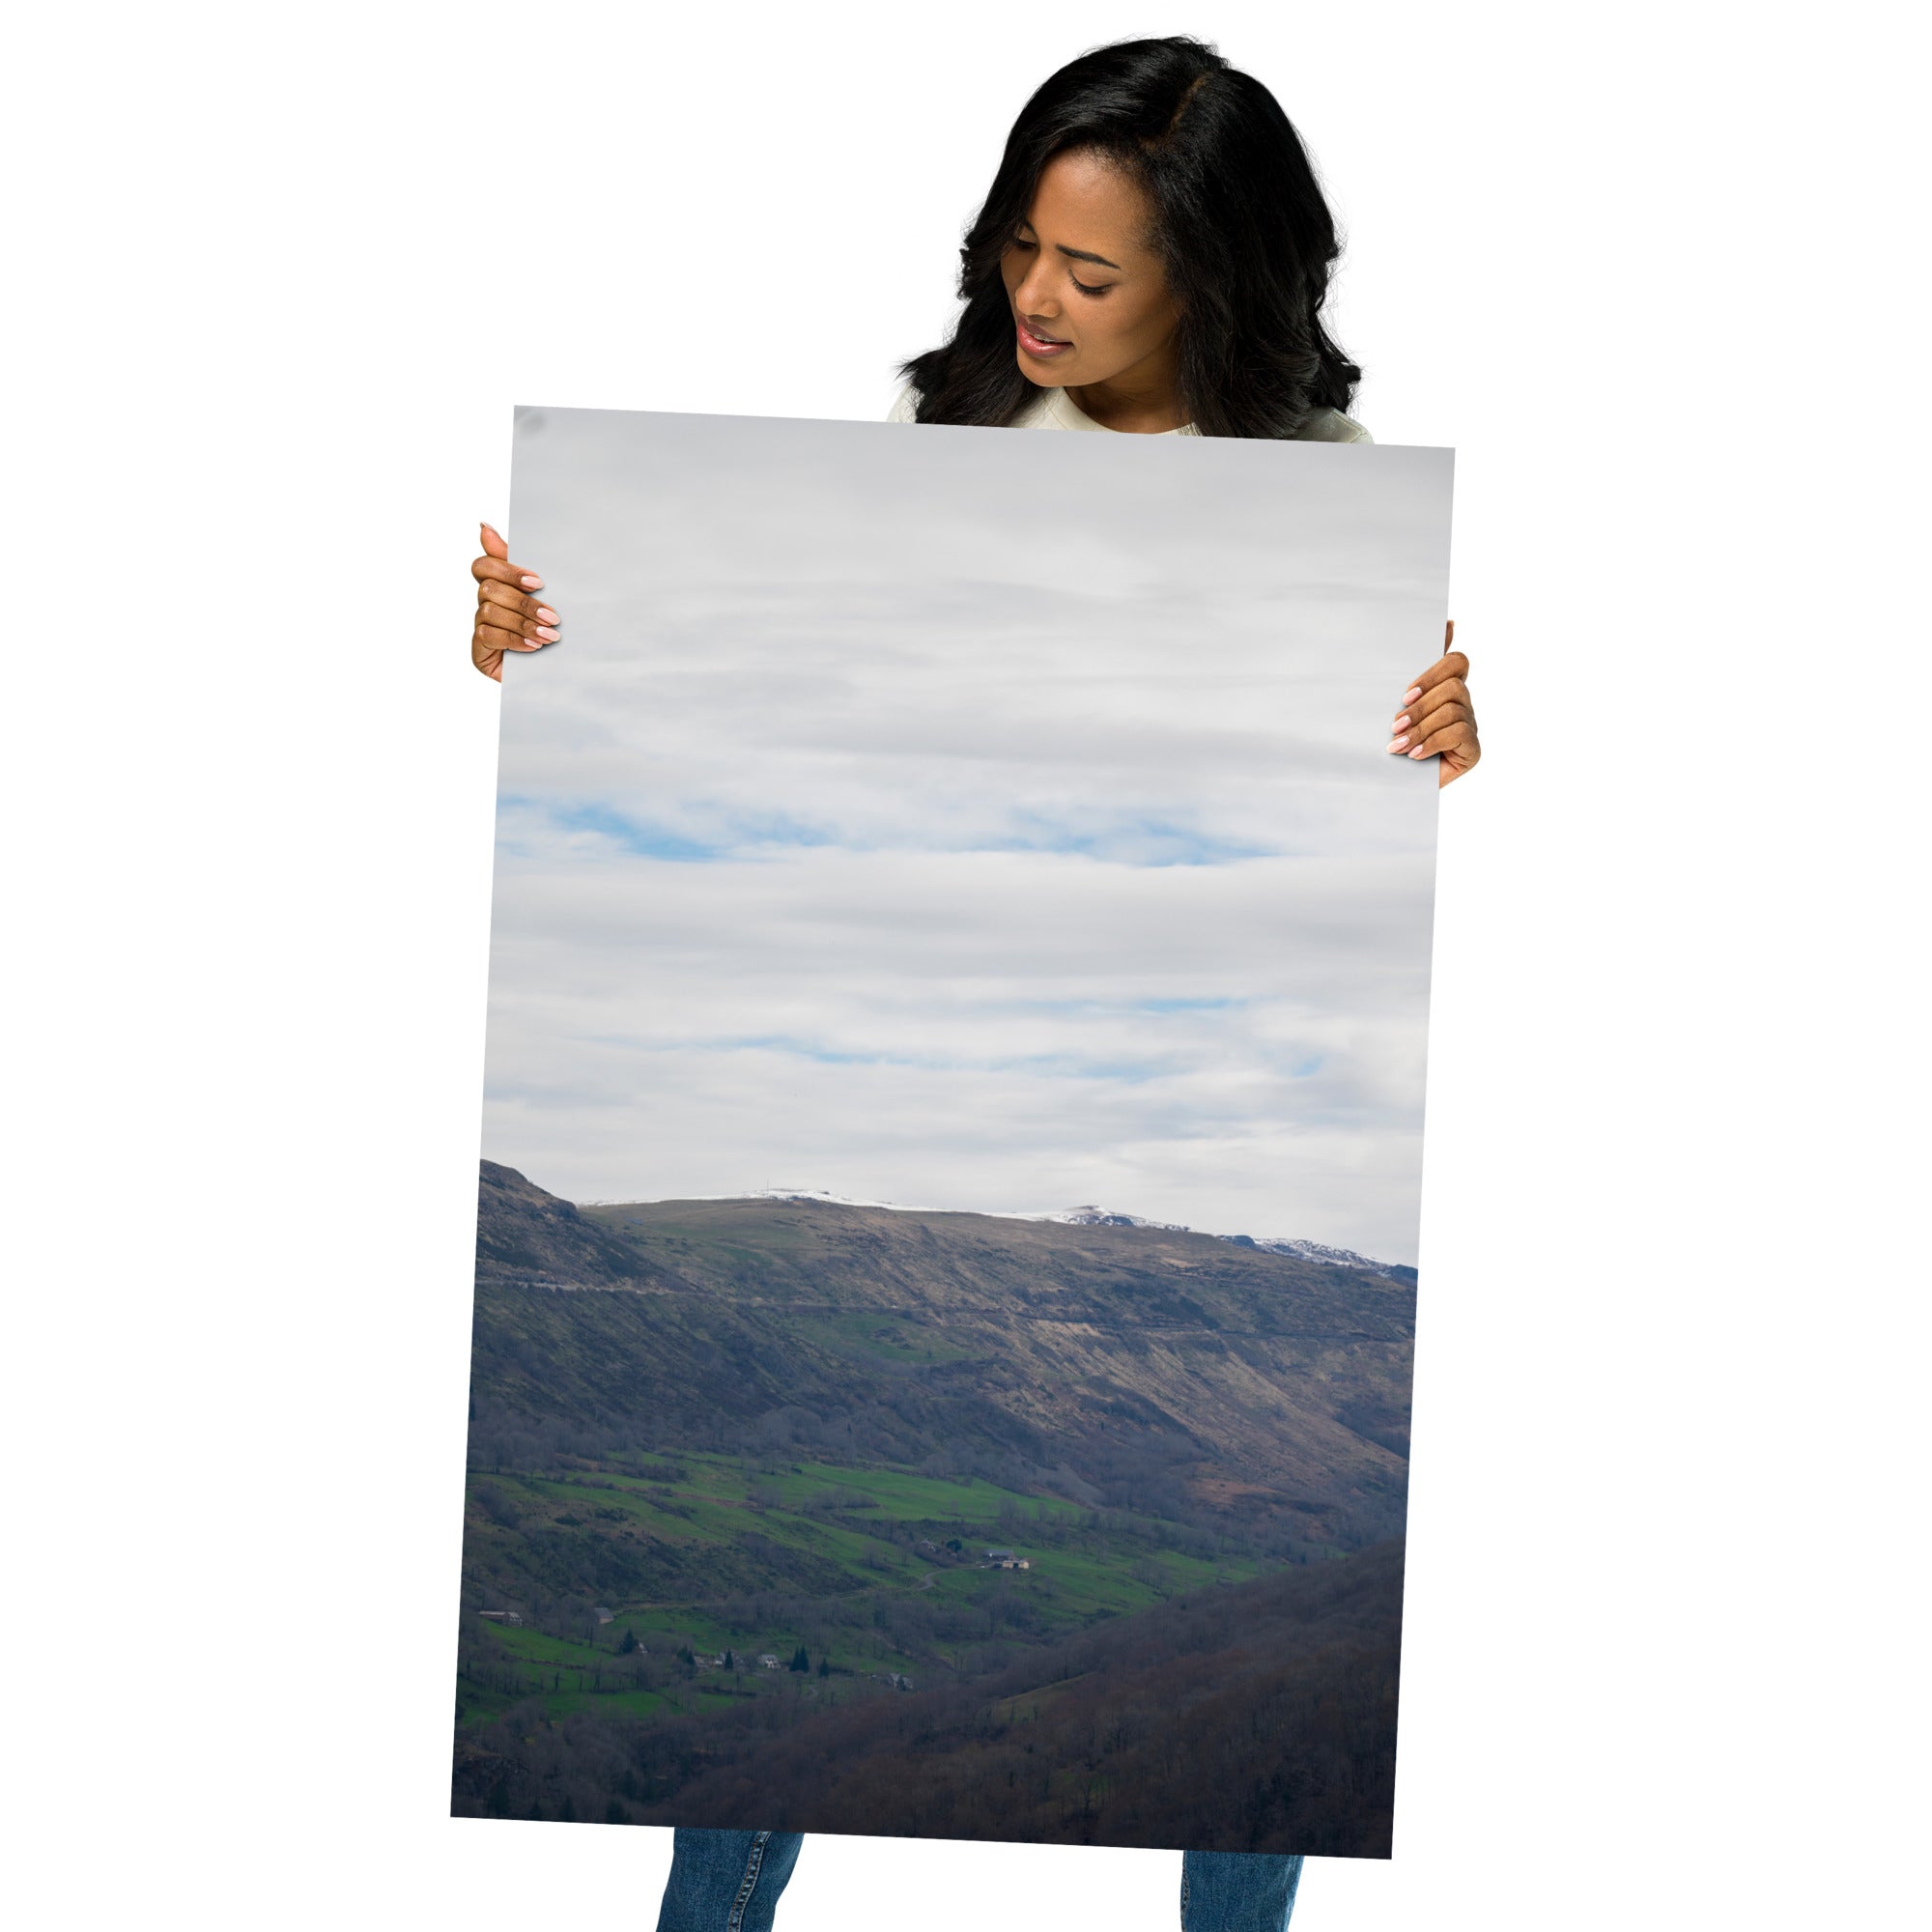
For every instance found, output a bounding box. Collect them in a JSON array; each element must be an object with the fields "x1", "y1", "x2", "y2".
[
  {"x1": 983, "y1": 816, "x2": 1278, "y2": 867},
  {"x1": 550, "y1": 801, "x2": 720, "y2": 860},
  {"x1": 502, "y1": 796, "x2": 835, "y2": 862},
  {"x1": 612, "y1": 1032, "x2": 1179, "y2": 1084},
  {"x1": 501, "y1": 797, "x2": 1278, "y2": 867},
  {"x1": 506, "y1": 792, "x2": 1298, "y2": 869}
]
